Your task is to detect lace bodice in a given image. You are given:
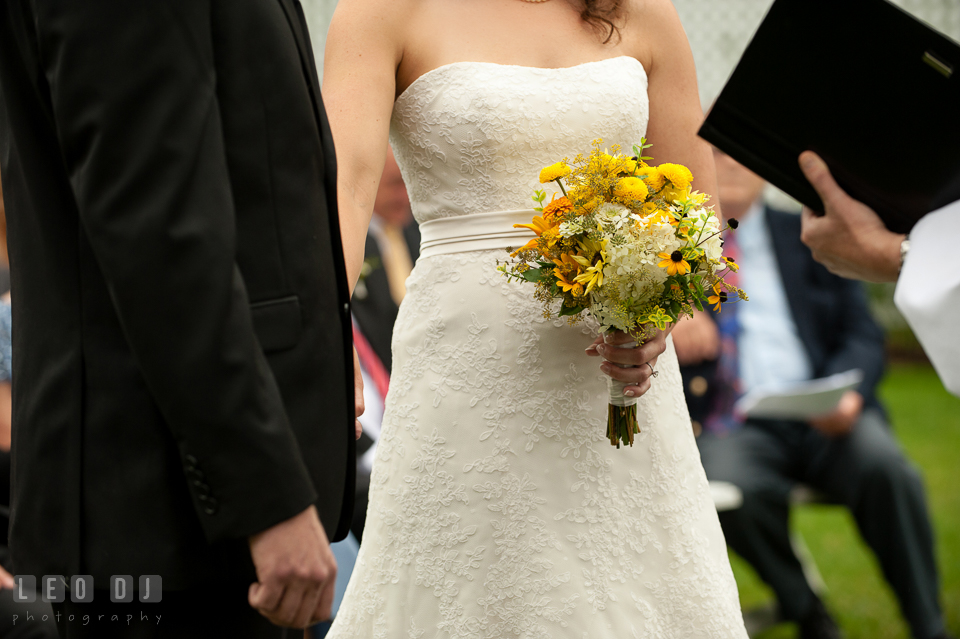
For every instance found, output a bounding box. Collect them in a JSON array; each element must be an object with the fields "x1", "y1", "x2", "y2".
[{"x1": 390, "y1": 57, "x2": 649, "y2": 222}]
